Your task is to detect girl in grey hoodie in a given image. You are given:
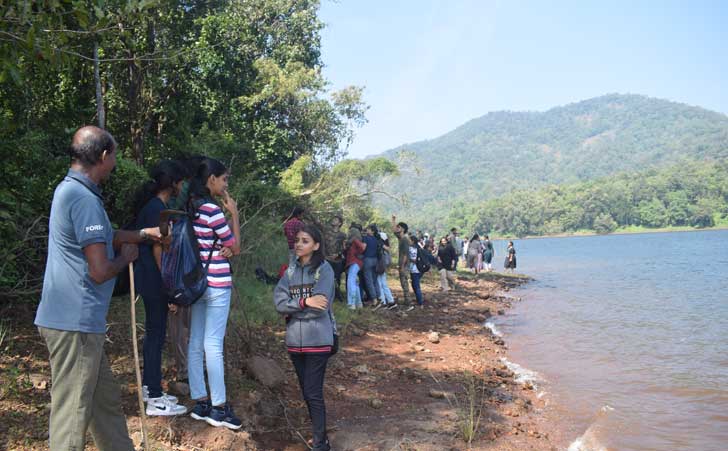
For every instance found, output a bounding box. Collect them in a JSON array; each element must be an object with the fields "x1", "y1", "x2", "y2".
[{"x1": 274, "y1": 224, "x2": 337, "y2": 451}]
